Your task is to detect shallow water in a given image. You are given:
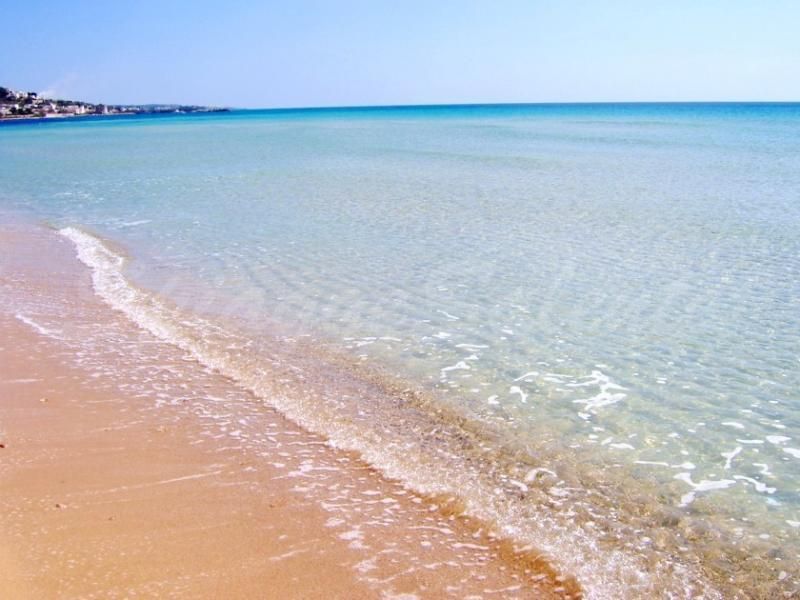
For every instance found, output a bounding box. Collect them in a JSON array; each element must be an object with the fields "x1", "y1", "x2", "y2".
[{"x1": 2, "y1": 104, "x2": 800, "y2": 597}]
